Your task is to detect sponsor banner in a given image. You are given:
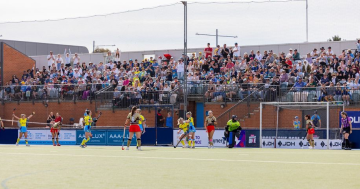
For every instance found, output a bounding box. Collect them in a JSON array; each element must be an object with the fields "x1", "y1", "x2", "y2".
[
  {"x1": 18, "y1": 130, "x2": 76, "y2": 145},
  {"x1": 107, "y1": 131, "x2": 137, "y2": 146},
  {"x1": 262, "y1": 139, "x2": 342, "y2": 149},
  {"x1": 339, "y1": 111, "x2": 360, "y2": 128},
  {"x1": 172, "y1": 130, "x2": 245, "y2": 147},
  {"x1": 76, "y1": 130, "x2": 106, "y2": 145},
  {"x1": 246, "y1": 130, "x2": 259, "y2": 148},
  {"x1": 261, "y1": 139, "x2": 275, "y2": 148}
]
